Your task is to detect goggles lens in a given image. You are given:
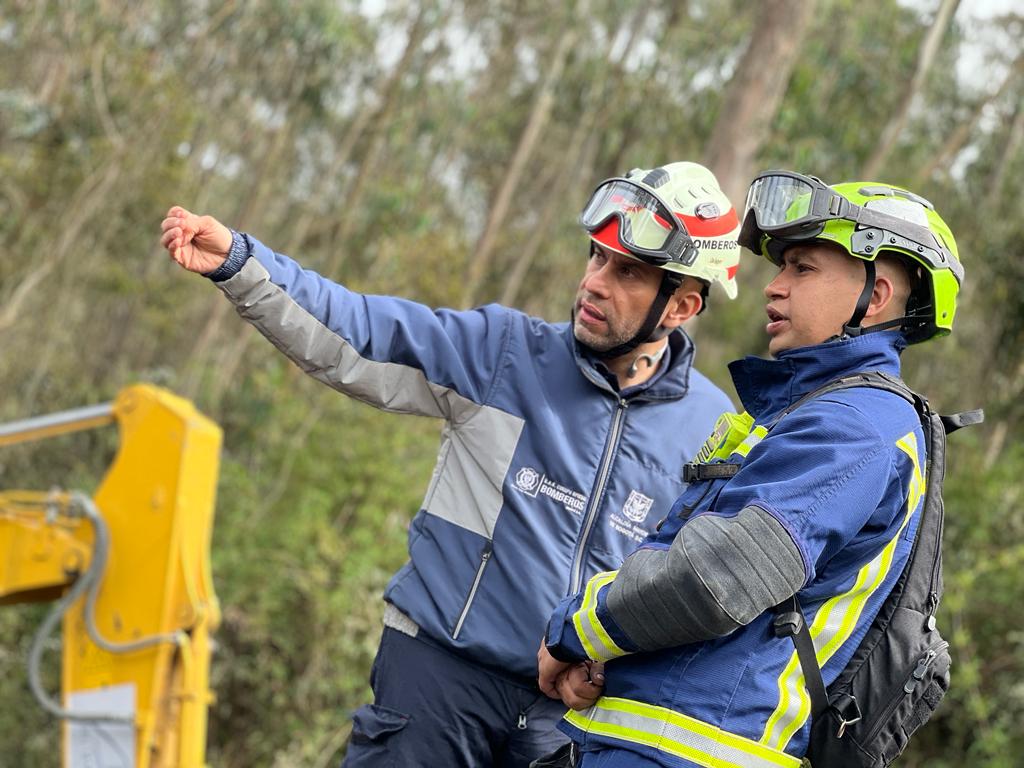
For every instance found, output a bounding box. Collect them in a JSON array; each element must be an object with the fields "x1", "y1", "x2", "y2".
[
  {"x1": 744, "y1": 172, "x2": 963, "y2": 283},
  {"x1": 745, "y1": 174, "x2": 817, "y2": 229},
  {"x1": 581, "y1": 180, "x2": 679, "y2": 255}
]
